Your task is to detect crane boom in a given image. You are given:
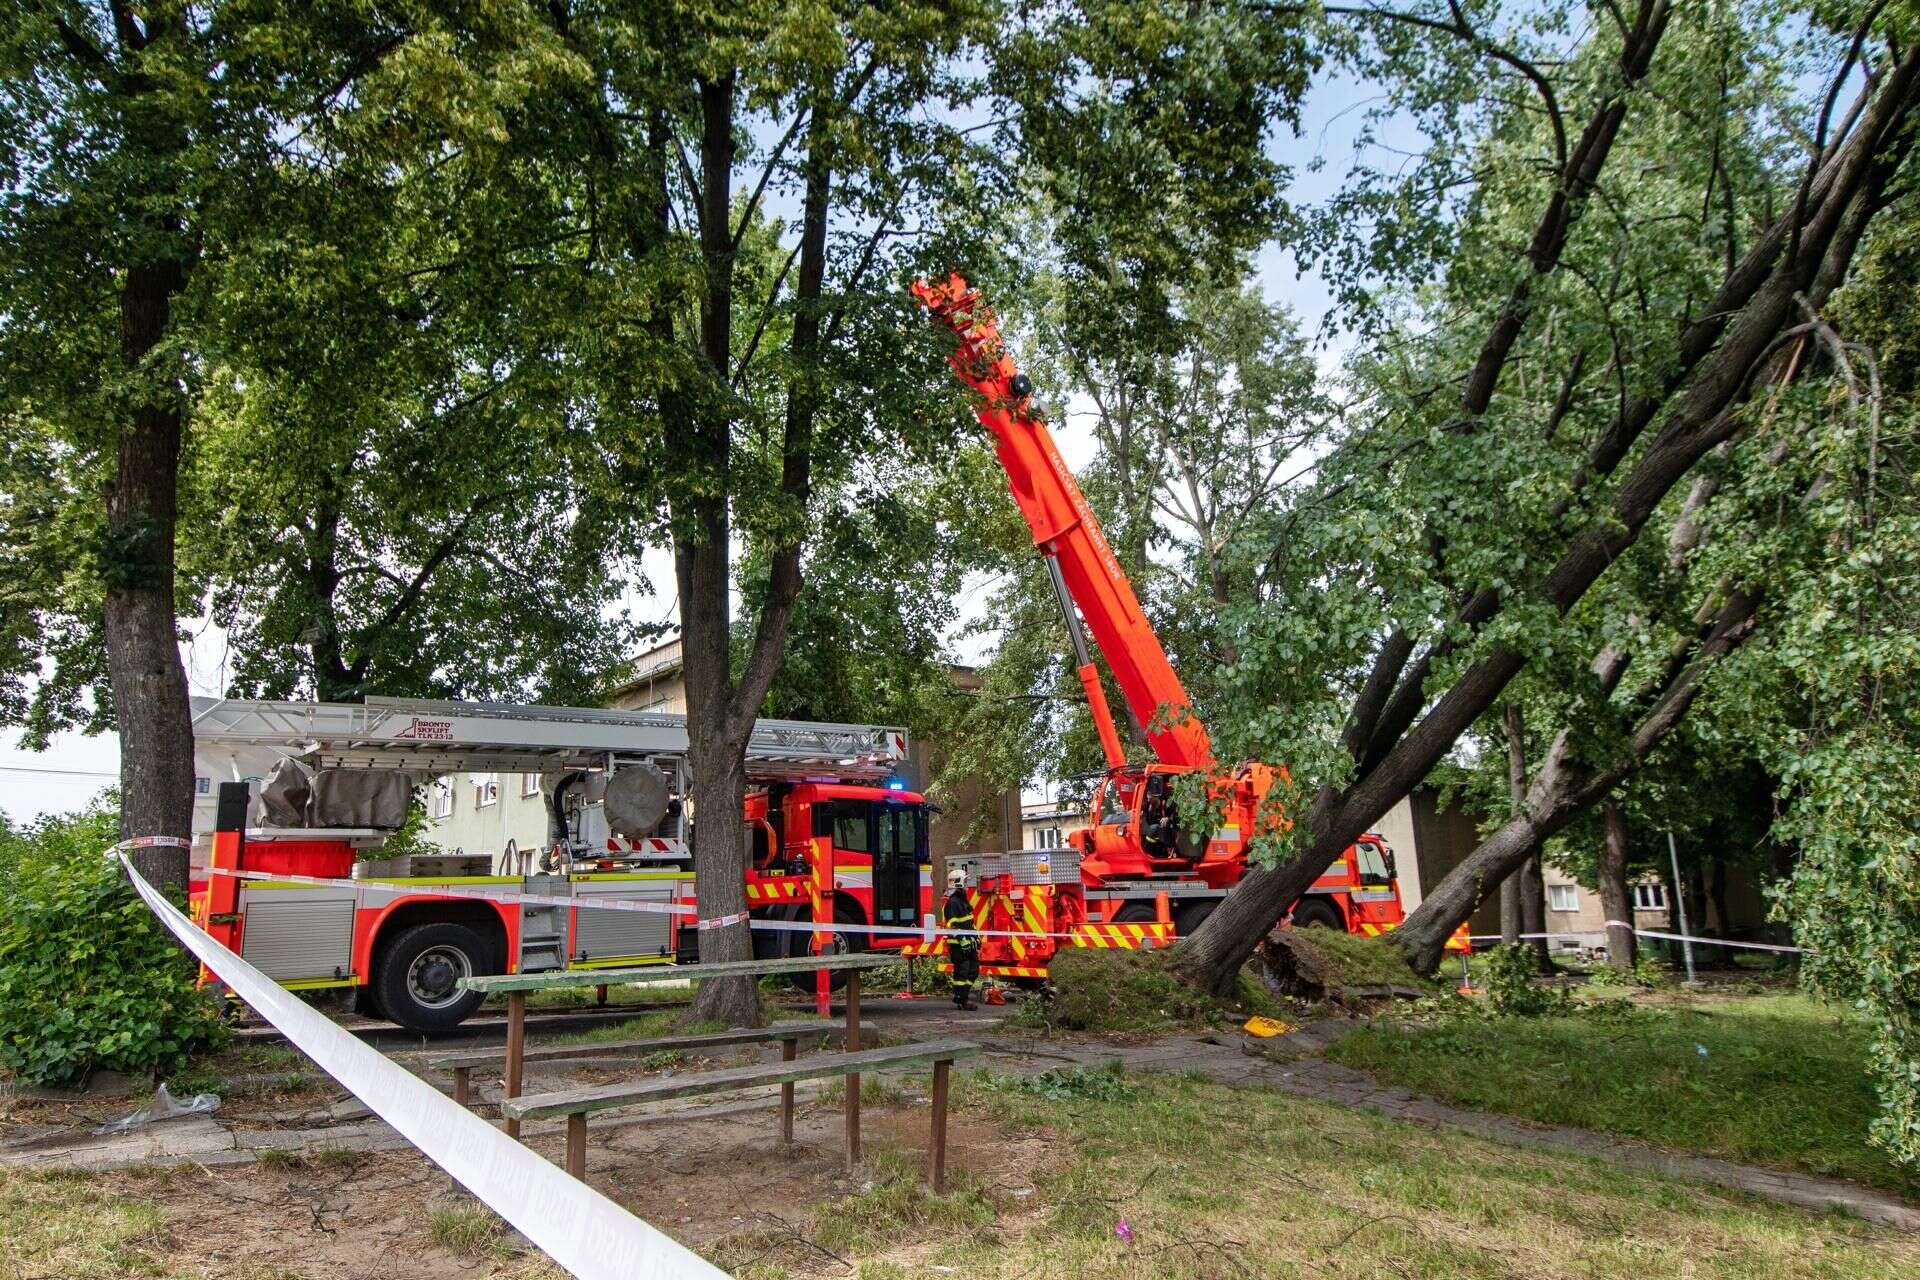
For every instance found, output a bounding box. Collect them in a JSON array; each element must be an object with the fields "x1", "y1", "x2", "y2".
[{"x1": 914, "y1": 273, "x2": 1214, "y2": 771}]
